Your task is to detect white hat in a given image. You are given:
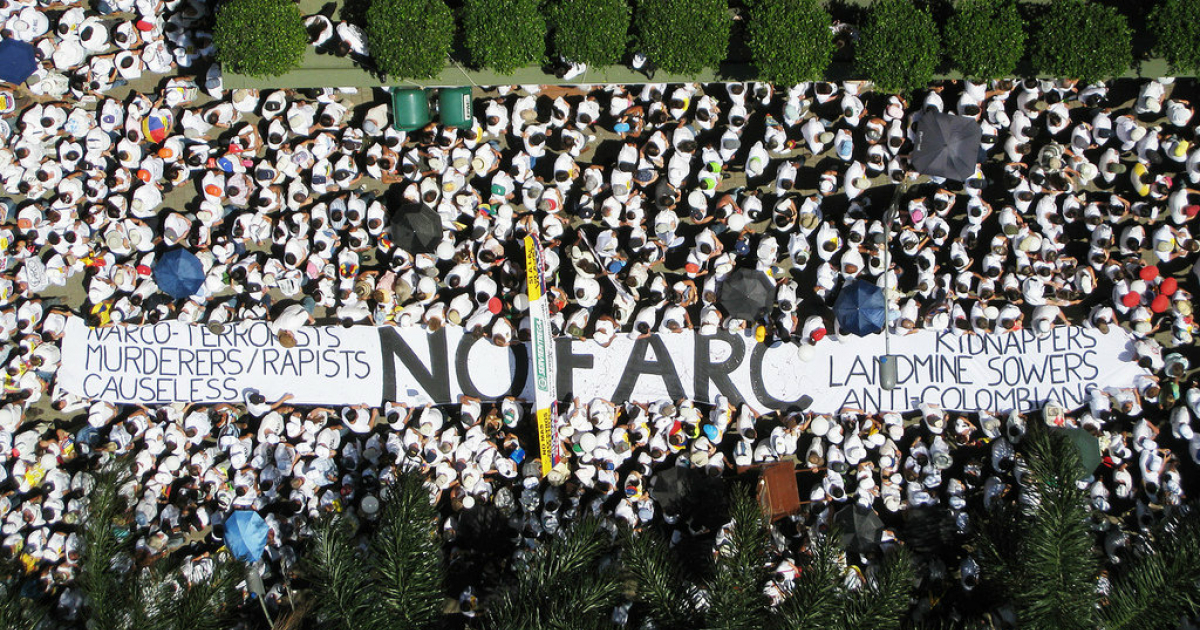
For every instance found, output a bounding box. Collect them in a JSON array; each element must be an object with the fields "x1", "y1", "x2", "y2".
[
  {"x1": 984, "y1": 305, "x2": 1000, "y2": 320},
  {"x1": 1130, "y1": 126, "x2": 1148, "y2": 142},
  {"x1": 727, "y1": 212, "x2": 748, "y2": 232},
  {"x1": 810, "y1": 414, "x2": 831, "y2": 436},
  {"x1": 797, "y1": 343, "x2": 815, "y2": 362},
  {"x1": 1036, "y1": 318, "x2": 1051, "y2": 334}
]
